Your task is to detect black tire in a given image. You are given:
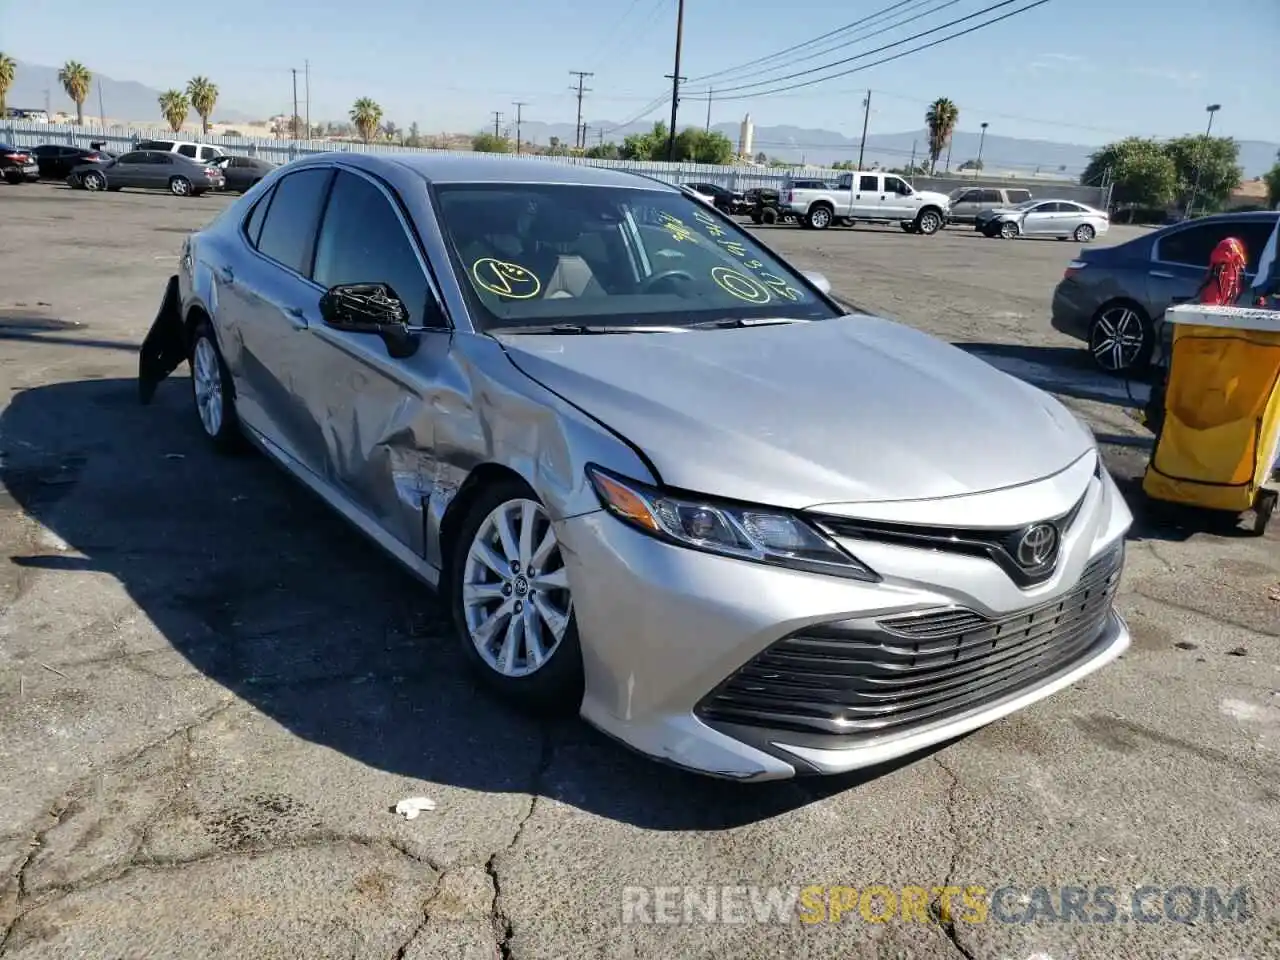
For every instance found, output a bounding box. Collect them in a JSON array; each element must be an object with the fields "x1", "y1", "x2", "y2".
[
  {"x1": 2, "y1": 172, "x2": 21, "y2": 185},
  {"x1": 1074, "y1": 223, "x2": 1096, "y2": 242},
  {"x1": 169, "y1": 176, "x2": 193, "y2": 197},
  {"x1": 449, "y1": 477, "x2": 584, "y2": 716},
  {"x1": 999, "y1": 220, "x2": 1019, "y2": 240},
  {"x1": 915, "y1": 208, "x2": 943, "y2": 235},
  {"x1": 750, "y1": 212, "x2": 763, "y2": 225},
  {"x1": 82, "y1": 170, "x2": 107, "y2": 192},
  {"x1": 1088, "y1": 301, "x2": 1153, "y2": 375},
  {"x1": 189, "y1": 320, "x2": 243, "y2": 452},
  {"x1": 1250, "y1": 490, "x2": 1276, "y2": 536},
  {"x1": 807, "y1": 205, "x2": 834, "y2": 230},
  {"x1": 760, "y1": 207, "x2": 778, "y2": 225}
]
